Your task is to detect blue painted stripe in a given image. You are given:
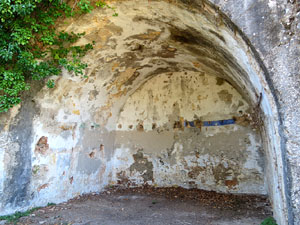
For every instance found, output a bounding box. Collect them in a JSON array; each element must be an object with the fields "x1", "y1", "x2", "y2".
[
  {"x1": 184, "y1": 119, "x2": 235, "y2": 127},
  {"x1": 189, "y1": 121, "x2": 195, "y2": 127},
  {"x1": 203, "y1": 119, "x2": 235, "y2": 126}
]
